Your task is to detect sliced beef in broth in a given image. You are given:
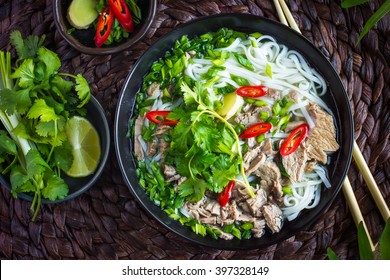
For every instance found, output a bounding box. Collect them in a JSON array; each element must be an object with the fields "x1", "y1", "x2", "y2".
[
  {"x1": 282, "y1": 142, "x2": 308, "y2": 183},
  {"x1": 147, "y1": 139, "x2": 158, "y2": 157},
  {"x1": 246, "y1": 188, "x2": 267, "y2": 217},
  {"x1": 253, "y1": 161, "x2": 283, "y2": 199},
  {"x1": 146, "y1": 82, "x2": 160, "y2": 97},
  {"x1": 282, "y1": 104, "x2": 339, "y2": 182},
  {"x1": 262, "y1": 203, "x2": 283, "y2": 234},
  {"x1": 305, "y1": 103, "x2": 339, "y2": 164},
  {"x1": 234, "y1": 106, "x2": 272, "y2": 126}
]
